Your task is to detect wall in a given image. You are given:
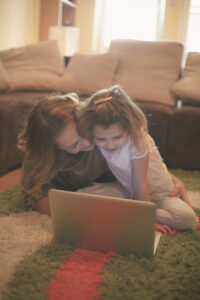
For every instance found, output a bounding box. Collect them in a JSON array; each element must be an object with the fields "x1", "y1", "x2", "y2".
[
  {"x1": 0, "y1": 0, "x2": 94, "y2": 53},
  {"x1": 162, "y1": 0, "x2": 183, "y2": 40},
  {"x1": 75, "y1": 0, "x2": 96, "y2": 53},
  {"x1": 0, "y1": 0, "x2": 40, "y2": 50},
  {"x1": 0, "y1": 0, "x2": 188, "y2": 52}
]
